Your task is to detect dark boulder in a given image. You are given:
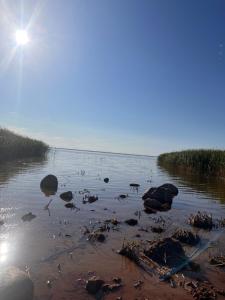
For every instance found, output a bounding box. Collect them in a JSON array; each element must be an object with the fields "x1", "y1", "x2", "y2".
[
  {"x1": 144, "y1": 198, "x2": 162, "y2": 210},
  {"x1": 86, "y1": 276, "x2": 104, "y2": 294},
  {"x1": 40, "y1": 174, "x2": 58, "y2": 196},
  {"x1": 159, "y1": 183, "x2": 178, "y2": 196},
  {"x1": 0, "y1": 267, "x2": 34, "y2": 300},
  {"x1": 142, "y1": 186, "x2": 173, "y2": 204},
  {"x1": 60, "y1": 191, "x2": 73, "y2": 202},
  {"x1": 104, "y1": 178, "x2": 109, "y2": 183}
]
